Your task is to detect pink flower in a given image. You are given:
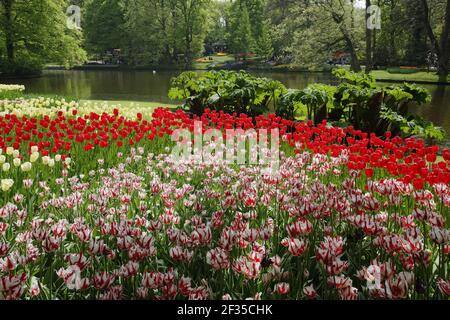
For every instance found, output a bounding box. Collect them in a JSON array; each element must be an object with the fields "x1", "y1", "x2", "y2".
[
  {"x1": 303, "y1": 284, "x2": 317, "y2": 299},
  {"x1": 281, "y1": 238, "x2": 308, "y2": 256},
  {"x1": 206, "y1": 247, "x2": 229, "y2": 270},
  {"x1": 29, "y1": 277, "x2": 40, "y2": 297},
  {"x1": 64, "y1": 252, "x2": 90, "y2": 271},
  {"x1": 56, "y1": 265, "x2": 89, "y2": 290},
  {"x1": 142, "y1": 272, "x2": 163, "y2": 289},
  {"x1": 274, "y1": 282, "x2": 290, "y2": 295},
  {"x1": 436, "y1": 278, "x2": 450, "y2": 296},
  {"x1": 93, "y1": 272, "x2": 115, "y2": 290}
]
